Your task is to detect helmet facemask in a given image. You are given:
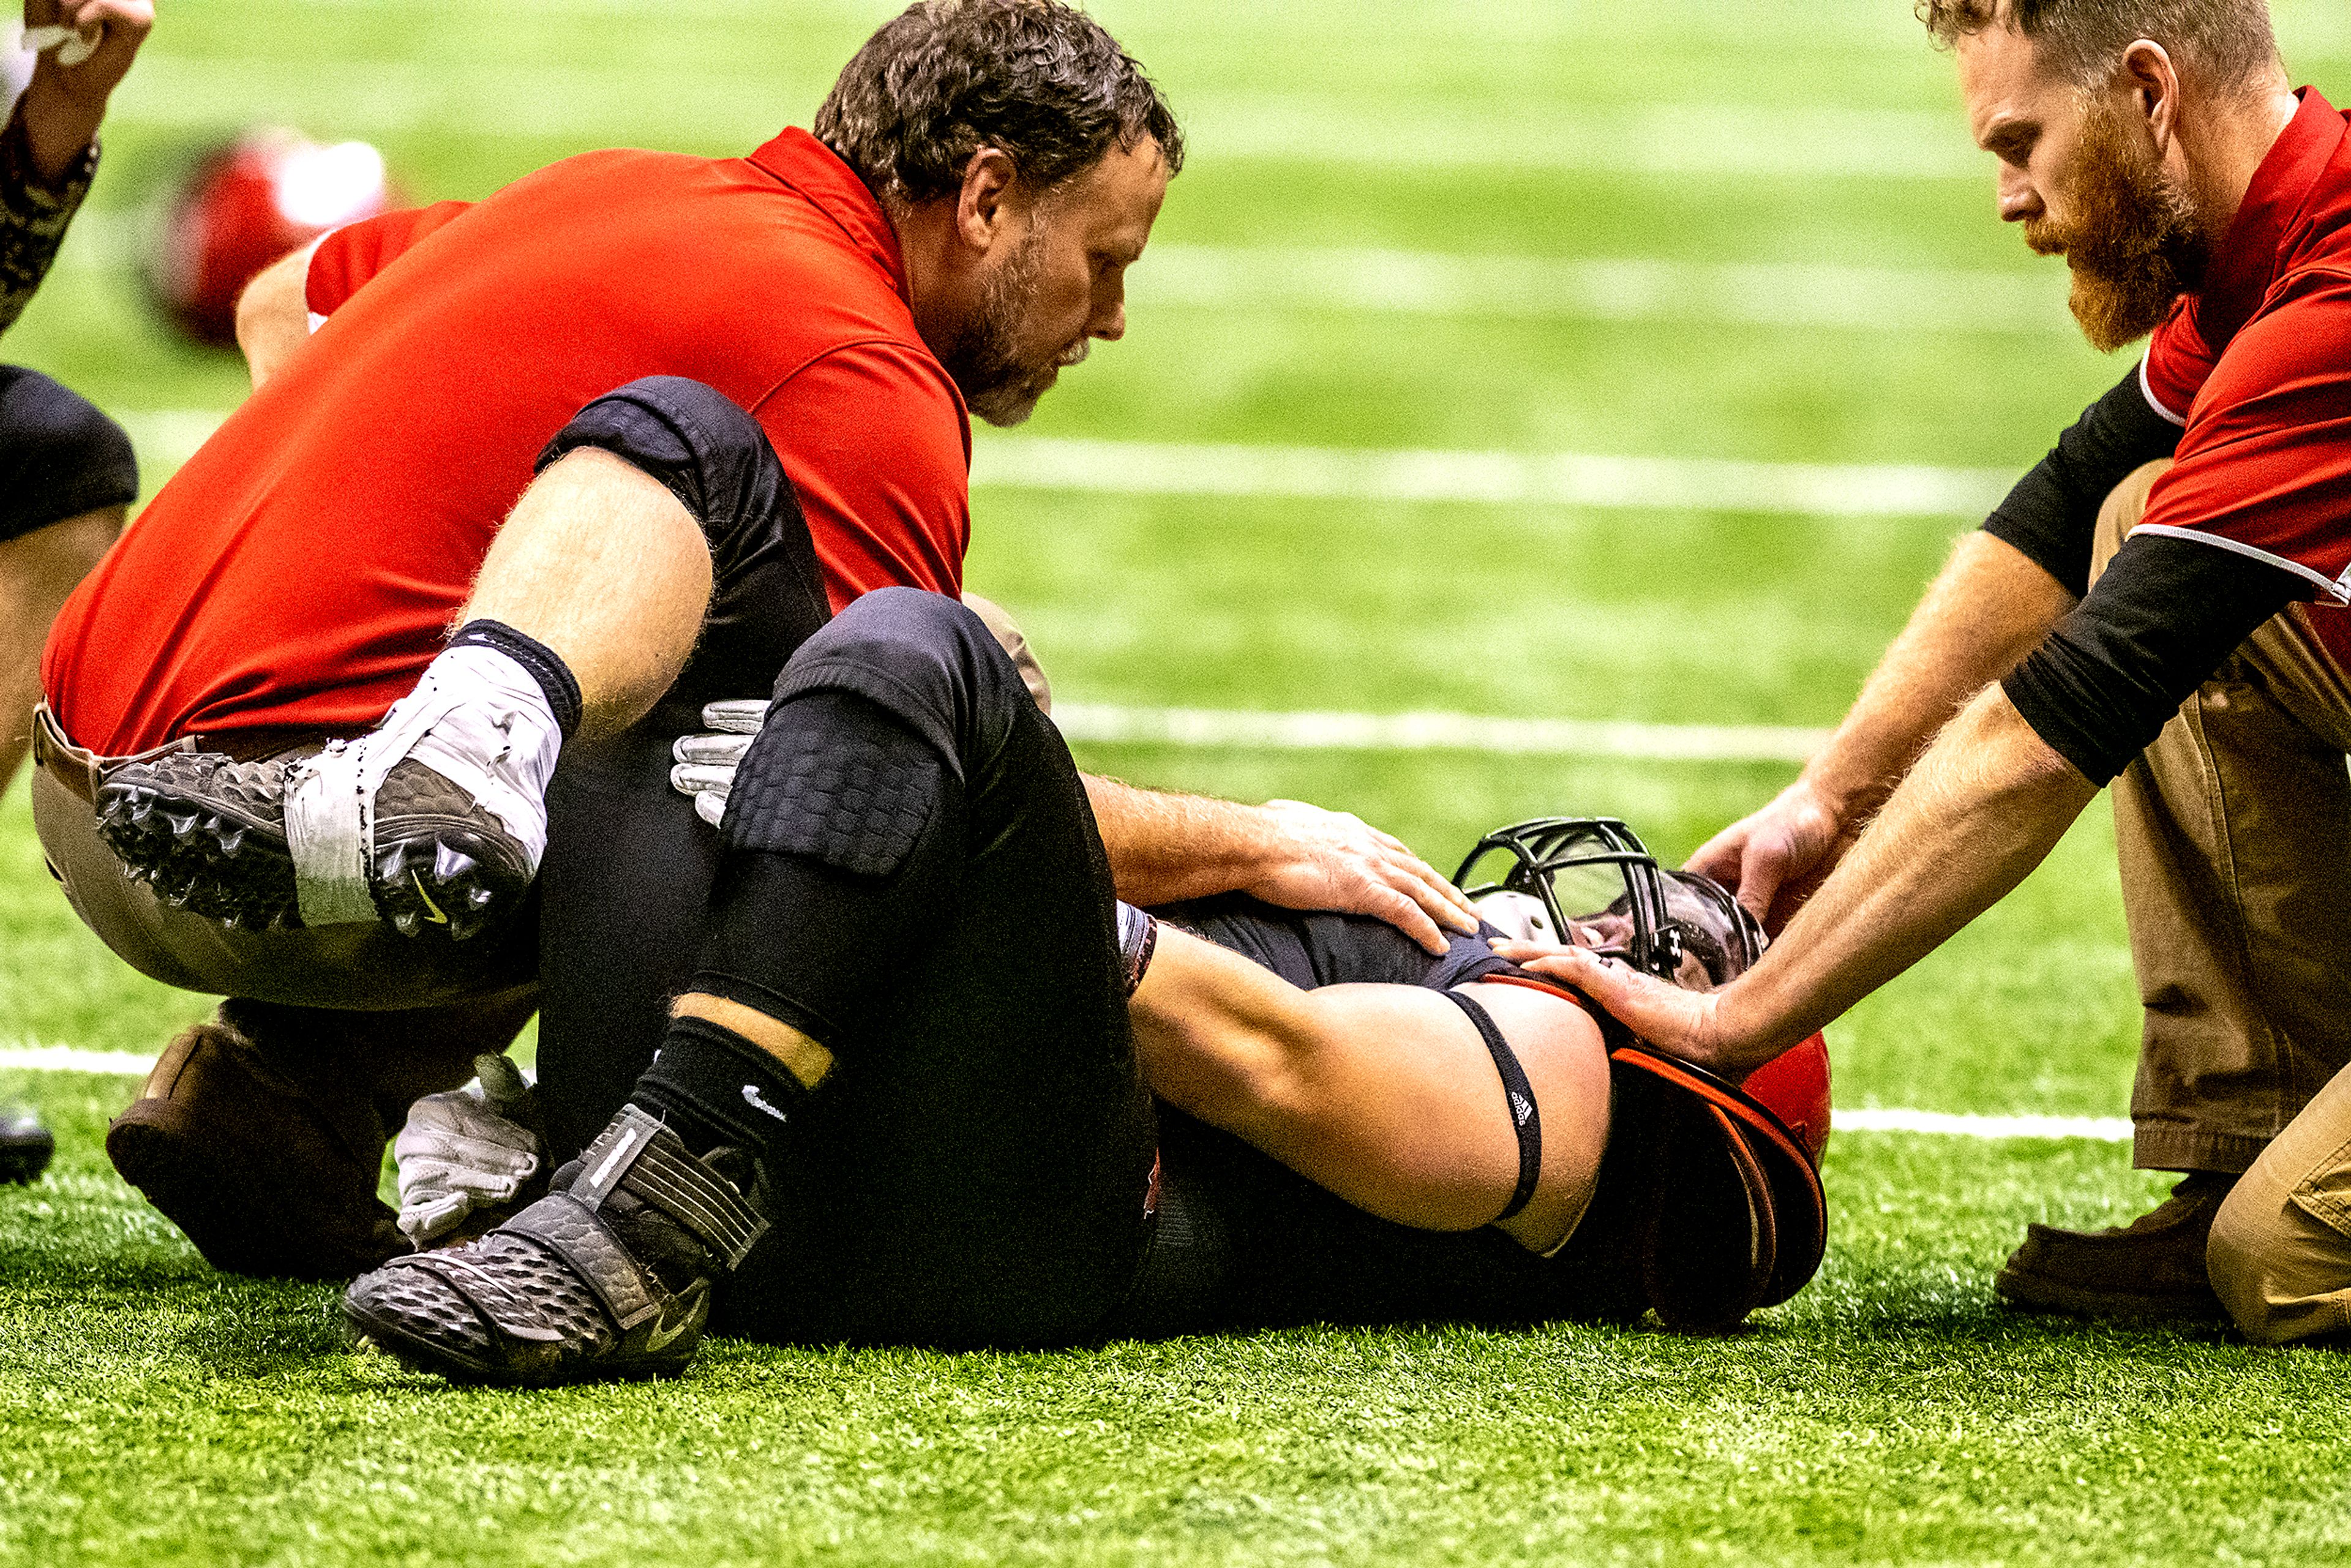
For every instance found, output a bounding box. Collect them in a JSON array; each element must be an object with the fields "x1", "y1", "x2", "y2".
[{"x1": 1457, "y1": 817, "x2": 1763, "y2": 992}]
